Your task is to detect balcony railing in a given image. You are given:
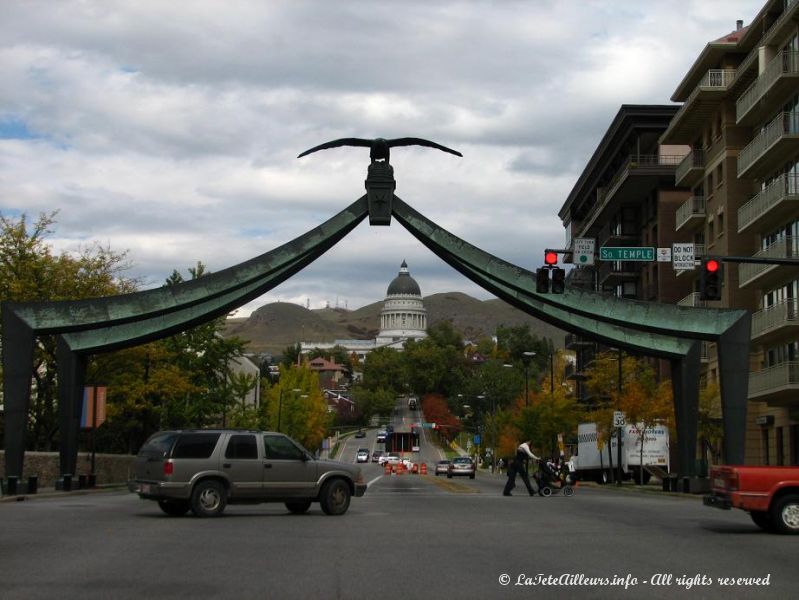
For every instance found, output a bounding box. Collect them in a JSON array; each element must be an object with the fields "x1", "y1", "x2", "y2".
[
  {"x1": 738, "y1": 173, "x2": 799, "y2": 233},
  {"x1": 579, "y1": 154, "x2": 682, "y2": 235},
  {"x1": 677, "y1": 292, "x2": 705, "y2": 307},
  {"x1": 675, "y1": 149, "x2": 704, "y2": 187},
  {"x1": 738, "y1": 112, "x2": 799, "y2": 177},
  {"x1": 675, "y1": 195, "x2": 706, "y2": 231},
  {"x1": 737, "y1": 51, "x2": 799, "y2": 122},
  {"x1": 749, "y1": 361, "x2": 799, "y2": 398},
  {"x1": 751, "y1": 299, "x2": 799, "y2": 340},
  {"x1": 739, "y1": 237, "x2": 799, "y2": 287}
]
